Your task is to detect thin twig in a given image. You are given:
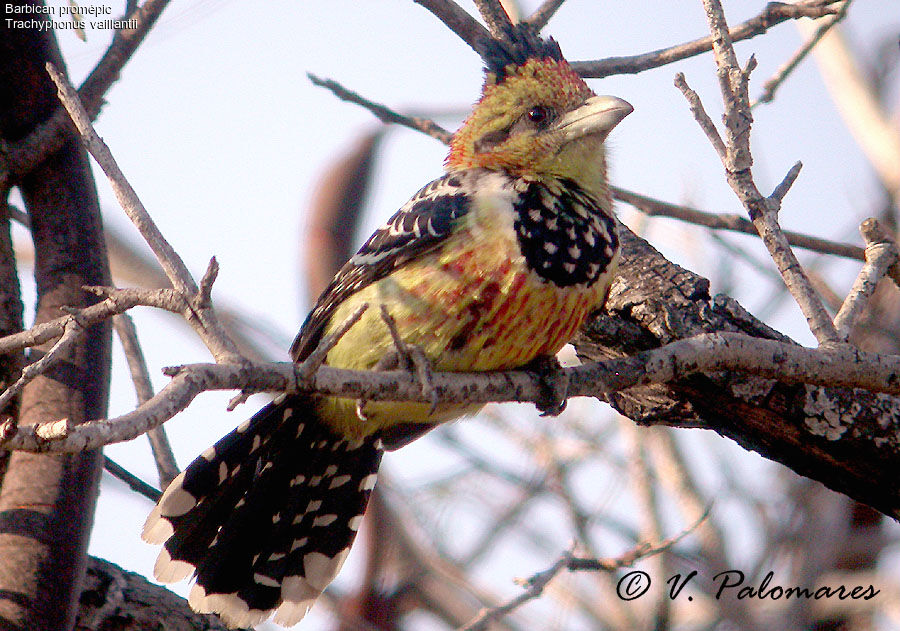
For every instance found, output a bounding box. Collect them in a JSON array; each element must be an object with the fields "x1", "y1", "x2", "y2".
[
  {"x1": 0, "y1": 317, "x2": 84, "y2": 413},
  {"x1": 571, "y1": 0, "x2": 843, "y2": 78},
  {"x1": 308, "y1": 73, "x2": 454, "y2": 145},
  {"x1": 832, "y1": 218, "x2": 900, "y2": 339},
  {"x1": 525, "y1": 0, "x2": 567, "y2": 31},
  {"x1": 113, "y1": 313, "x2": 180, "y2": 489},
  {"x1": 103, "y1": 456, "x2": 162, "y2": 502},
  {"x1": 412, "y1": 0, "x2": 494, "y2": 58},
  {"x1": 460, "y1": 510, "x2": 707, "y2": 630},
  {"x1": 295, "y1": 302, "x2": 369, "y2": 379},
  {"x1": 46, "y1": 63, "x2": 244, "y2": 363},
  {"x1": 613, "y1": 185, "x2": 865, "y2": 261},
  {"x1": 754, "y1": 0, "x2": 851, "y2": 106}
]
